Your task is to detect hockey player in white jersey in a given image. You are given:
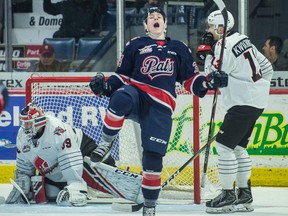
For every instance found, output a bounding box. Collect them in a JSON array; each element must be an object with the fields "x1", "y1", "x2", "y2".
[
  {"x1": 6, "y1": 102, "x2": 145, "y2": 207},
  {"x1": 196, "y1": 10, "x2": 273, "y2": 214},
  {"x1": 6, "y1": 102, "x2": 91, "y2": 206}
]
